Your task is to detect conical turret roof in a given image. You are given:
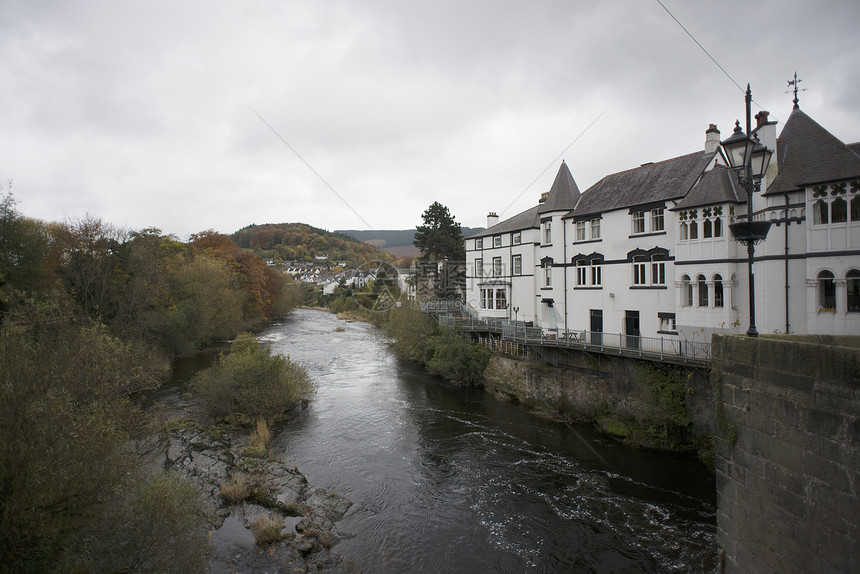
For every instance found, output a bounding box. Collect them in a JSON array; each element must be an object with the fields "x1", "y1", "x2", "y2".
[{"x1": 538, "y1": 161, "x2": 580, "y2": 214}]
